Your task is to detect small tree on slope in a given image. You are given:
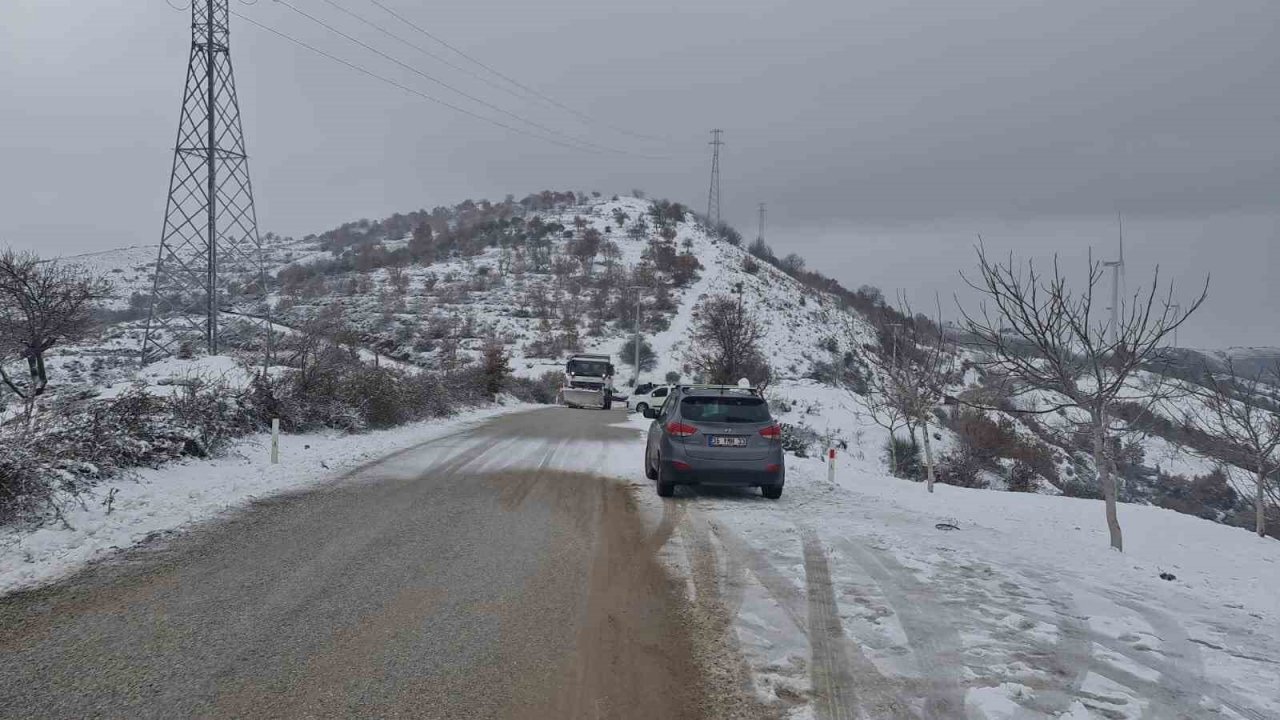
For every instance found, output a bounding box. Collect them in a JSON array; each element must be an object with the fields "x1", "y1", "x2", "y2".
[
  {"x1": 865, "y1": 299, "x2": 955, "y2": 492},
  {"x1": 0, "y1": 250, "x2": 112, "y2": 418},
  {"x1": 684, "y1": 294, "x2": 771, "y2": 388},
  {"x1": 1178, "y1": 359, "x2": 1280, "y2": 538},
  {"x1": 957, "y1": 244, "x2": 1205, "y2": 551},
  {"x1": 481, "y1": 339, "x2": 512, "y2": 397}
]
